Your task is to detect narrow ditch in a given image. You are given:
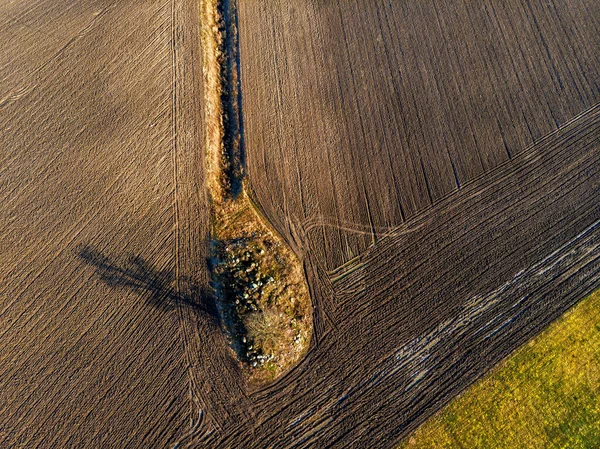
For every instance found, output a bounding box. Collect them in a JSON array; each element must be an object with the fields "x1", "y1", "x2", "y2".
[{"x1": 200, "y1": 0, "x2": 313, "y2": 383}]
